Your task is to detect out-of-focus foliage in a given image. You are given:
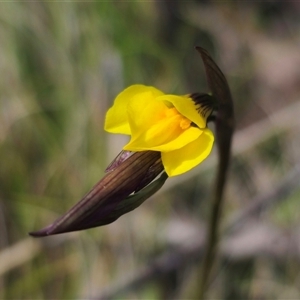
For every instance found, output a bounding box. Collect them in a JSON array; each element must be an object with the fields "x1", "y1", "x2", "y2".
[{"x1": 1, "y1": 2, "x2": 300, "y2": 299}]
